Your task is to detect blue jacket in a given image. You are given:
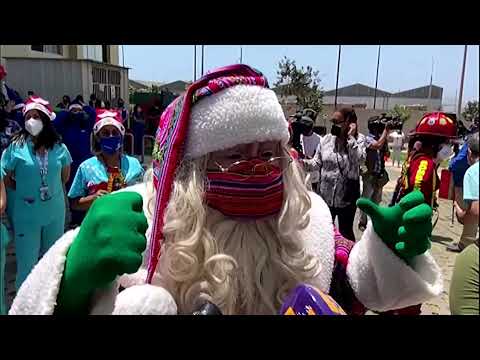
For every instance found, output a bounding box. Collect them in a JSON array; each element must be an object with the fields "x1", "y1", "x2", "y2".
[
  {"x1": 449, "y1": 142, "x2": 470, "y2": 187},
  {"x1": 54, "y1": 106, "x2": 95, "y2": 165}
]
